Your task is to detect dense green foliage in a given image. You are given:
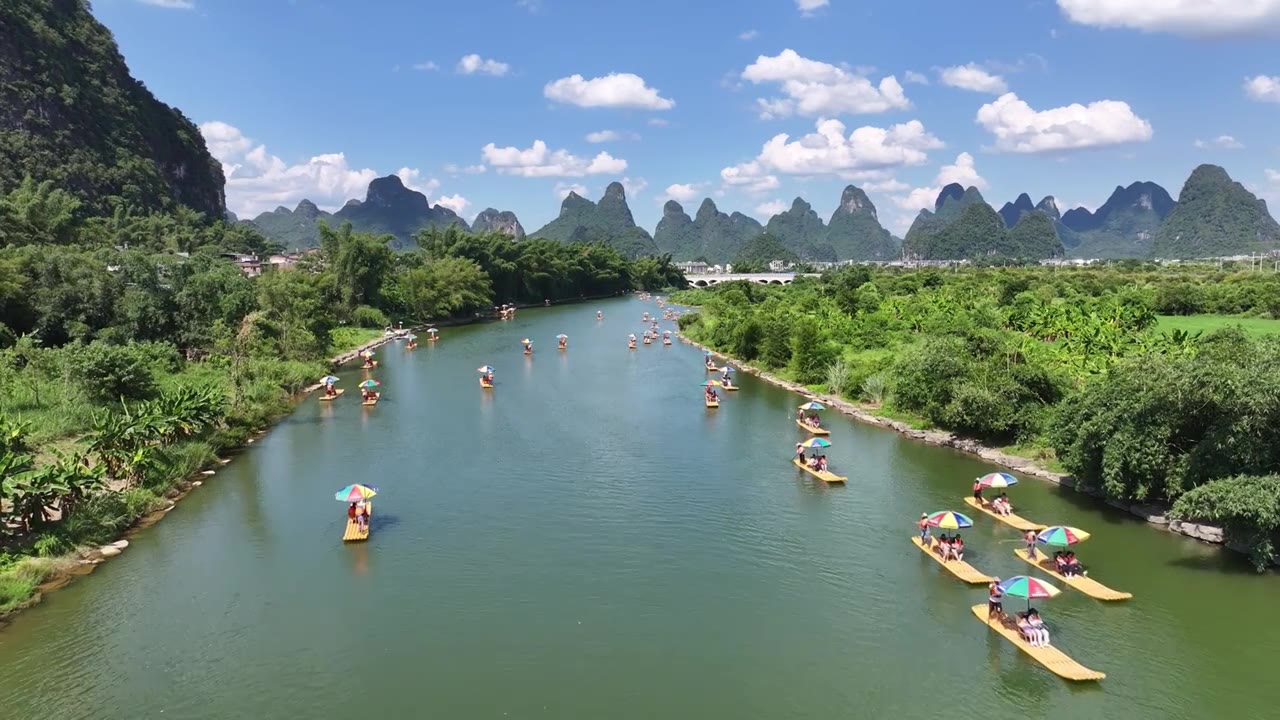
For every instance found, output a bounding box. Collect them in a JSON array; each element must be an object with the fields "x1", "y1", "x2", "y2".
[
  {"x1": 531, "y1": 183, "x2": 659, "y2": 258},
  {"x1": 904, "y1": 183, "x2": 1063, "y2": 260},
  {"x1": 653, "y1": 199, "x2": 762, "y2": 263},
  {"x1": 733, "y1": 233, "x2": 799, "y2": 269},
  {"x1": 673, "y1": 263, "x2": 1280, "y2": 567},
  {"x1": 0, "y1": 0, "x2": 224, "y2": 218},
  {"x1": 1153, "y1": 165, "x2": 1280, "y2": 258},
  {"x1": 765, "y1": 198, "x2": 833, "y2": 261}
]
